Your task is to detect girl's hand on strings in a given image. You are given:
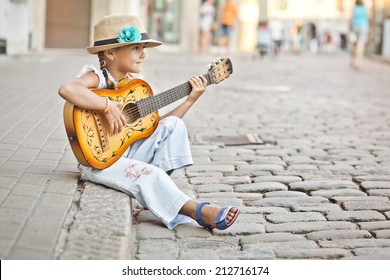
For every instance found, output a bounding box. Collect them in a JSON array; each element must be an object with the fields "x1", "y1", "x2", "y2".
[{"x1": 104, "y1": 100, "x2": 126, "y2": 135}]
